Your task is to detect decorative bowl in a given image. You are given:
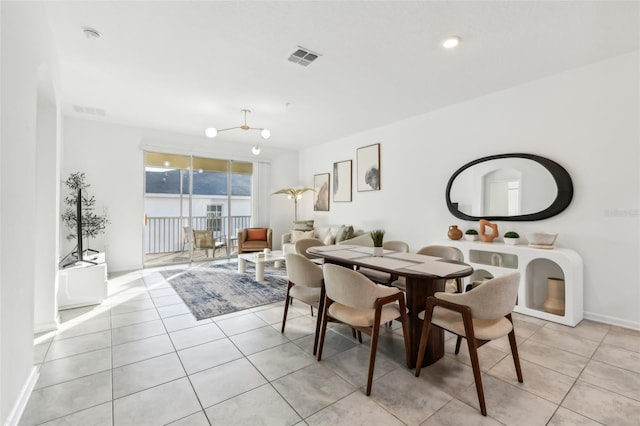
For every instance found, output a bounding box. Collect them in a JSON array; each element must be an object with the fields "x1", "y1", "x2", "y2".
[{"x1": 525, "y1": 232, "x2": 558, "y2": 246}]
